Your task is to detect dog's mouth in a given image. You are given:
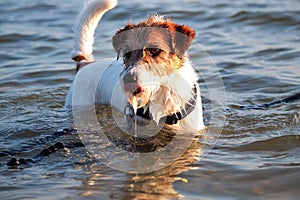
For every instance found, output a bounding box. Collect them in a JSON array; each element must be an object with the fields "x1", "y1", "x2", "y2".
[{"x1": 119, "y1": 66, "x2": 158, "y2": 112}]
